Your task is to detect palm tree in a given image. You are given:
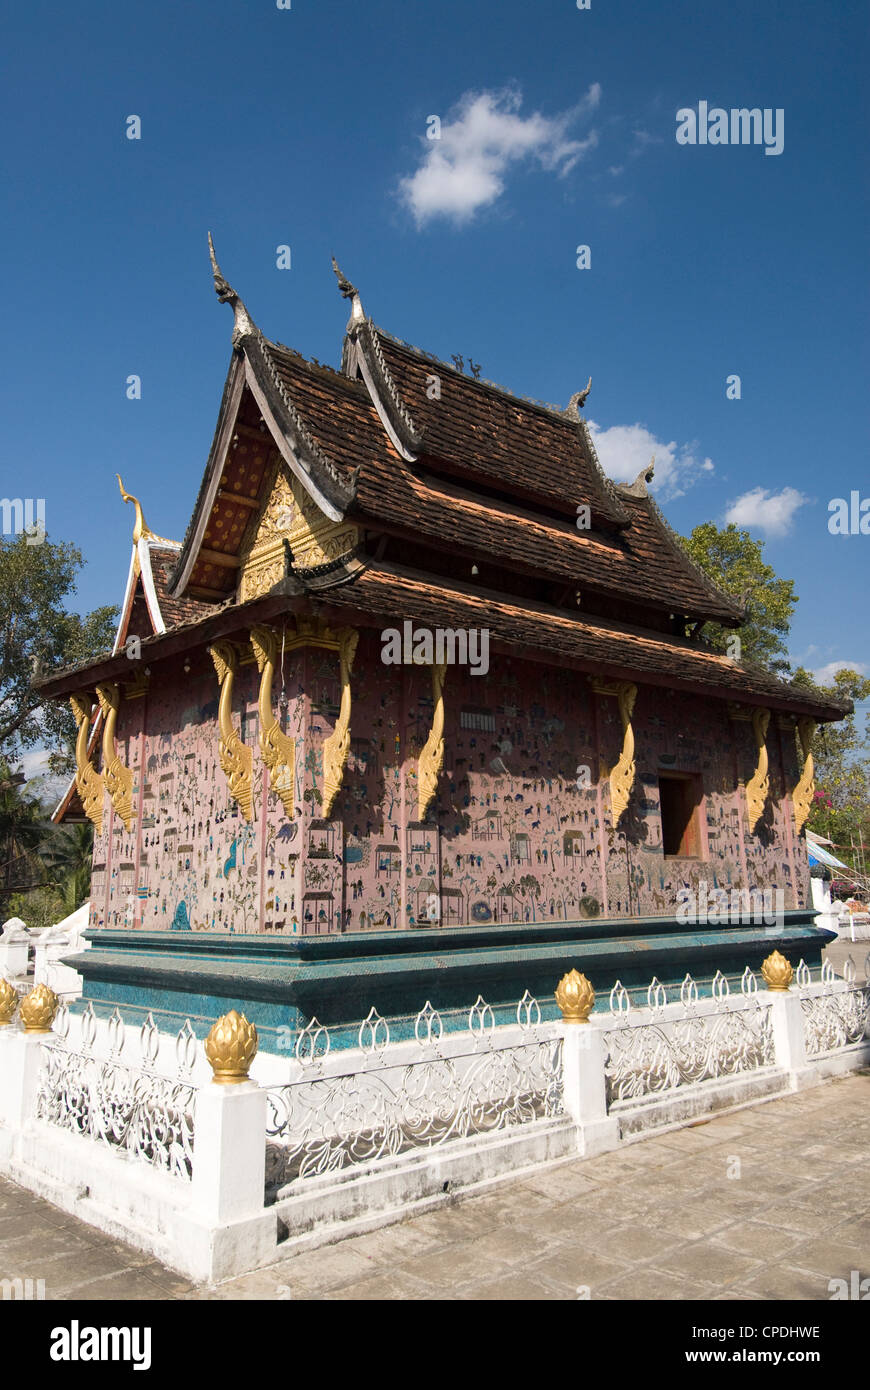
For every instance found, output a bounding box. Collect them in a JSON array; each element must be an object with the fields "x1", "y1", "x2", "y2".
[
  {"x1": 41, "y1": 821, "x2": 93, "y2": 914},
  {"x1": 0, "y1": 761, "x2": 48, "y2": 904}
]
